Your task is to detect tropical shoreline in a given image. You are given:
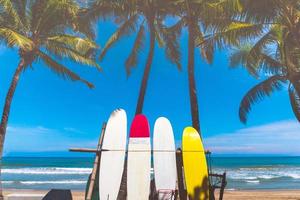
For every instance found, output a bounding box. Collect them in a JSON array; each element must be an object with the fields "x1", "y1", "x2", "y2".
[
  {"x1": 0, "y1": 0, "x2": 300, "y2": 199},
  {"x1": 3, "y1": 189, "x2": 300, "y2": 200},
  {"x1": 2, "y1": 156, "x2": 300, "y2": 191}
]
